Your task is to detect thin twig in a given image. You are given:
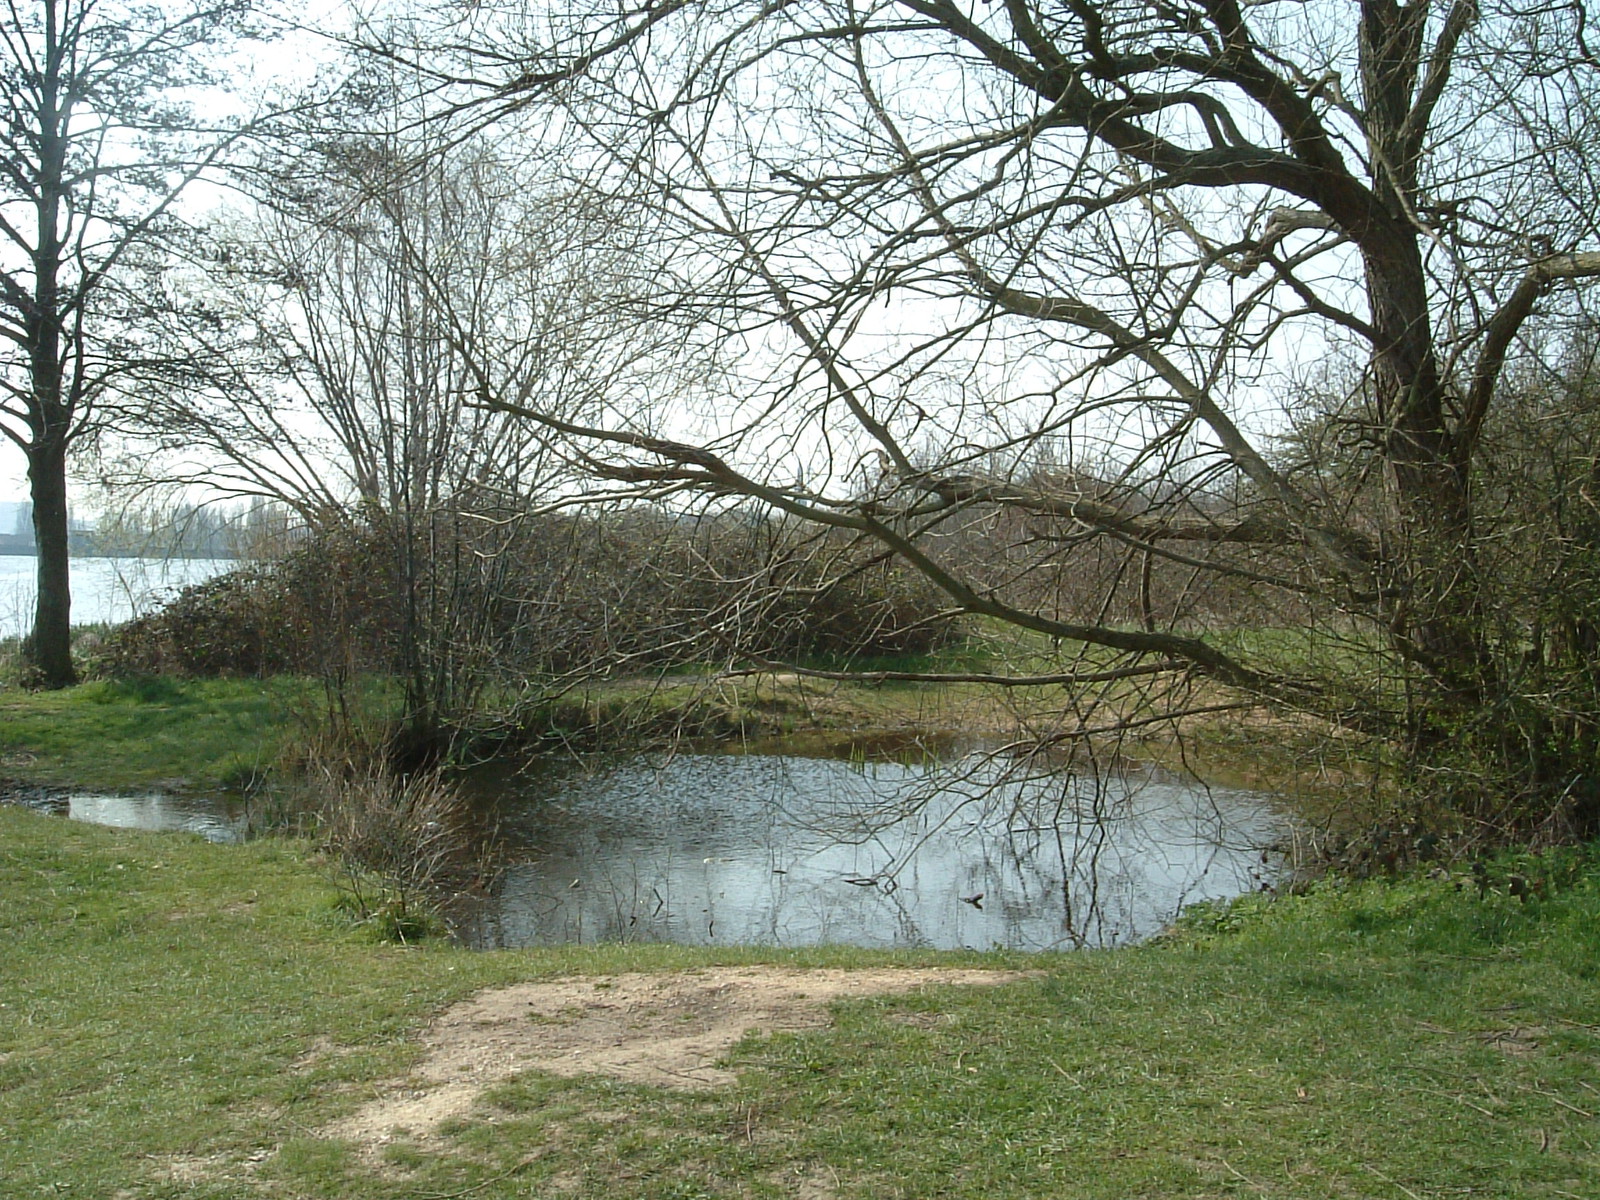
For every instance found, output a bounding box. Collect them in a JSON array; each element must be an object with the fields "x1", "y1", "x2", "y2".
[
  {"x1": 1047, "y1": 1057, "x2": 1083, "y2": 1086},
  {"x1": 1218, "y1": 1158, "x2": 1261, "y2": 1188},
  {"x1": 1523, "y1": 1087, "x2": 1596, "y2": 1119},
  {"x1": 1363, "y1": 1162, "x2": 1425, "y2": 1200},
  {"x1": 1399, "y1": 1083, "x2": 1497, "y2": 1119}
]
